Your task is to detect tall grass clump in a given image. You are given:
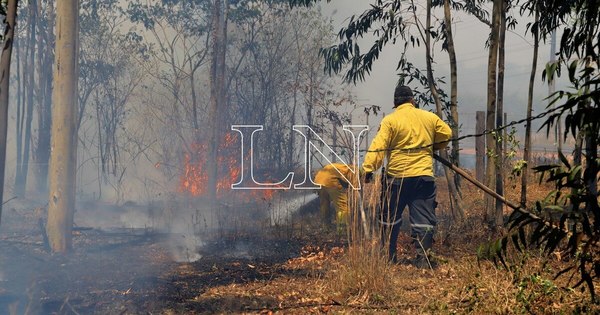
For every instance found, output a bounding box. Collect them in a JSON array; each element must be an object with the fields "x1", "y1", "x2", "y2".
[{"x1": 326, "y1": 174, "x2": 397, "y2": 305}]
